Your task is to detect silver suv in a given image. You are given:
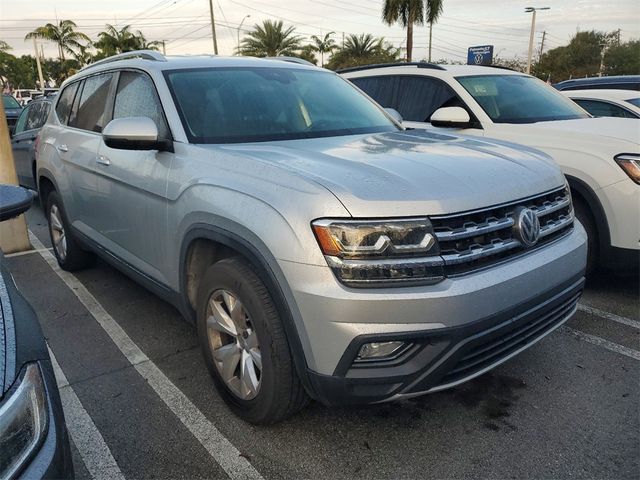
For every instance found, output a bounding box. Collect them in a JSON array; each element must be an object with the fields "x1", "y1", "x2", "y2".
[{"x1": 37, "y1": 51, "x2": 587, "y2": 423}]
